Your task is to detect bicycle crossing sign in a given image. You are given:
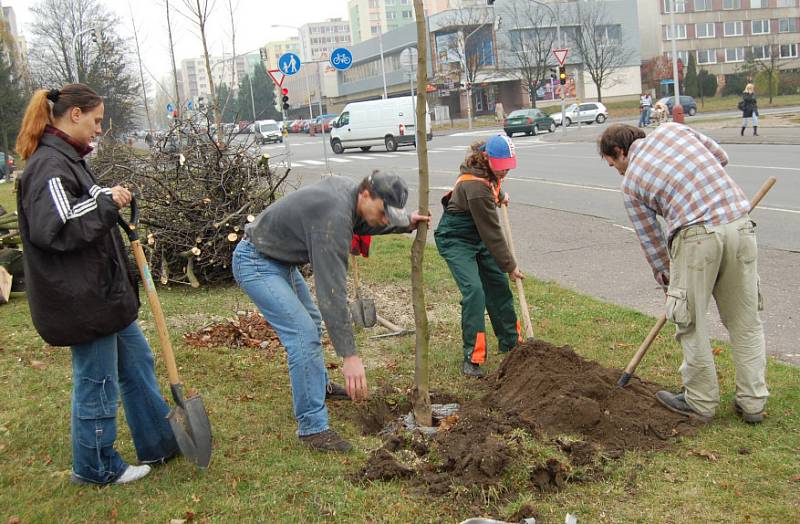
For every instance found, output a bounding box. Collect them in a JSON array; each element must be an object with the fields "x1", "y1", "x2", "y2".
[
  {"x1": 278, "y1": 52, "x2": 301, "y2": 75},
  {"x1": 329, "y1": 47, "x2": 353, "y2": 71}
]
